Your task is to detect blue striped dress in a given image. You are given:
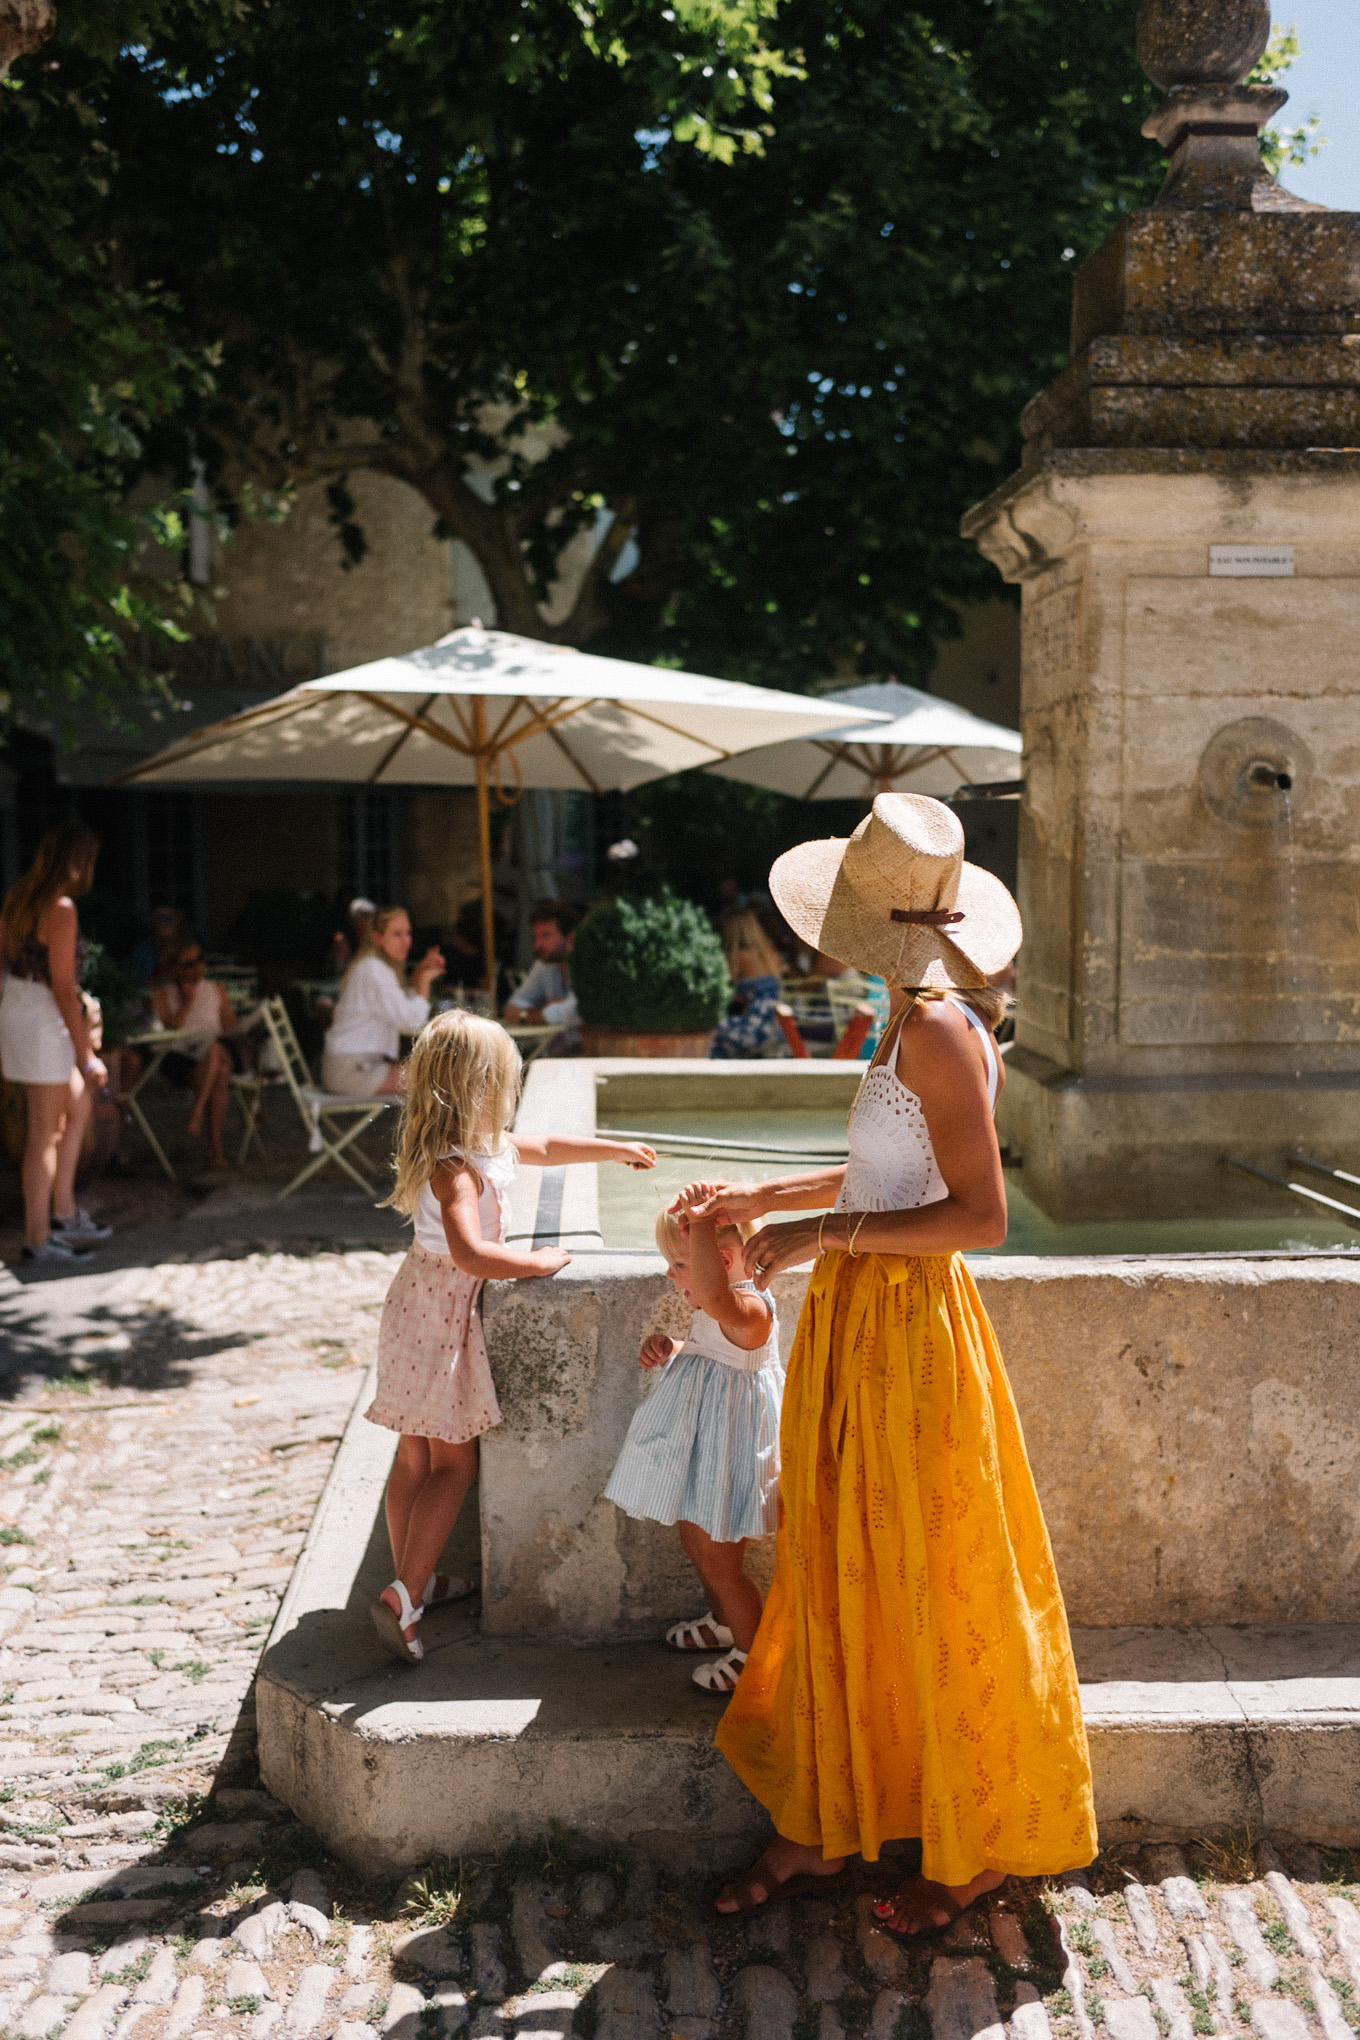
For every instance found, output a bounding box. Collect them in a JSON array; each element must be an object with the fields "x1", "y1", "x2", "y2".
[{"x1": 604, "y1": 1282, "x2": 783, "y2": 1543}]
